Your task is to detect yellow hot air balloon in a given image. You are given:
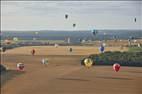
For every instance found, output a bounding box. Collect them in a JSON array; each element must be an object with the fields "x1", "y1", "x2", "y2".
[{"x1": 84, "y1": 58, "x2": 93, "y2": 68}]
